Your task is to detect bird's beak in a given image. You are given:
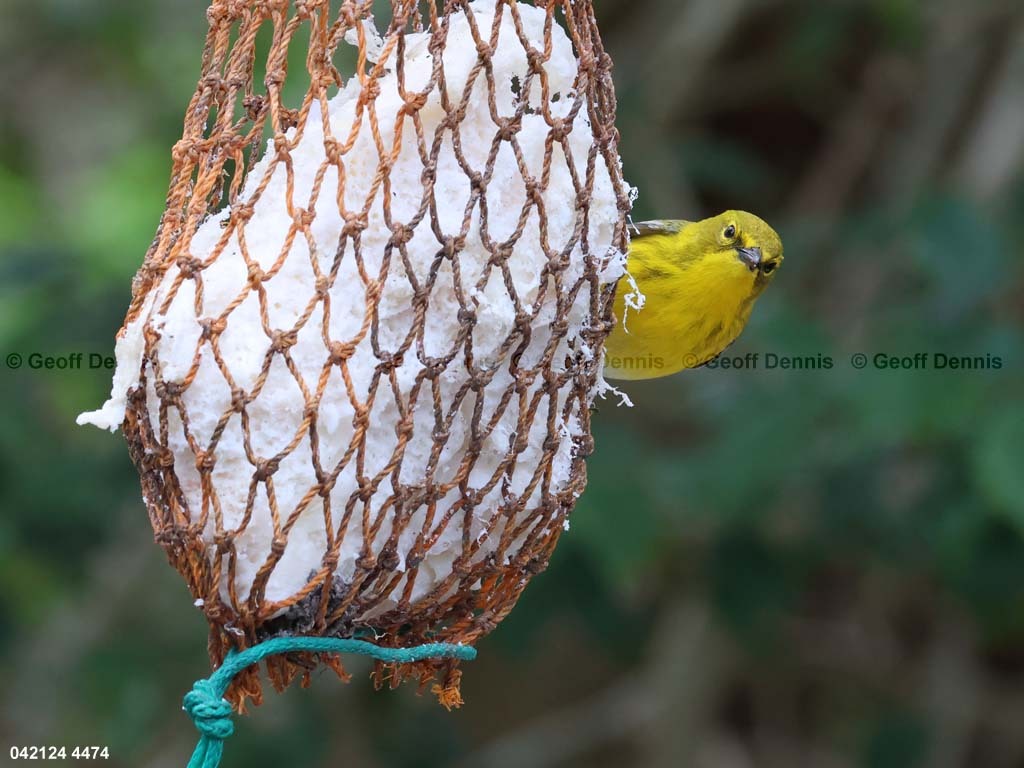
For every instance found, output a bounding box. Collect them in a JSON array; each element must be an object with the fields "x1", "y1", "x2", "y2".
[{"x1": 737, "y1": 247, "x2": 762, "y2": 272}]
